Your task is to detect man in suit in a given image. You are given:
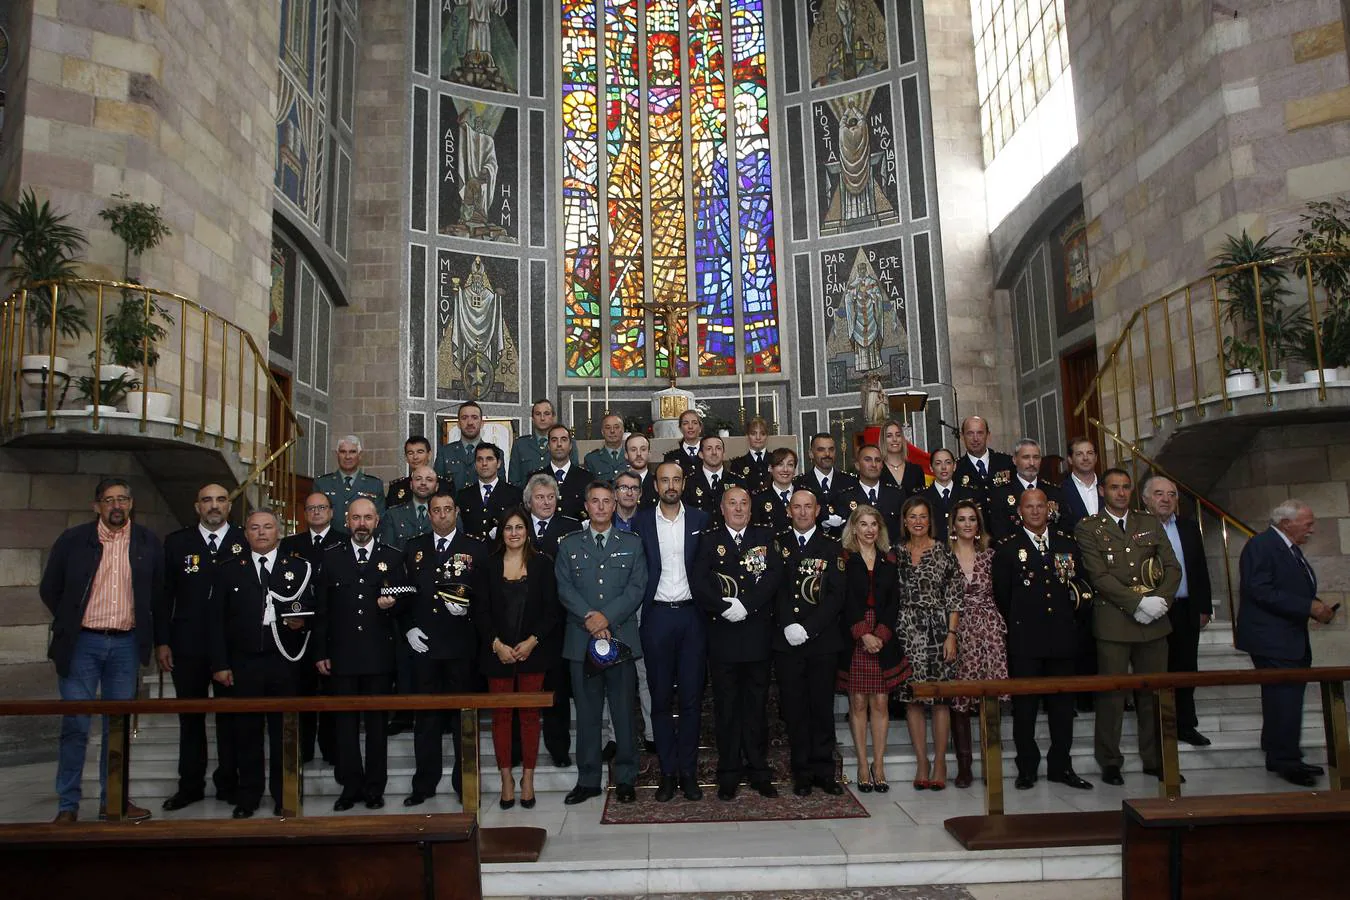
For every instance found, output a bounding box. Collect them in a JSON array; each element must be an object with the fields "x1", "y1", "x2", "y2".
[
  {"x1": 584, "y1": 413, "x2": 629, "y2": 484},
  {"x1": 775, "y1": 489, "x2": 846, "y2": 796},
  {"x1": 613, "y1": 470, "x2": 643, "y2": 532},
  {"x1": 435, "y1": 401, "x2": 486, "y2": 488},
  {"x1": 379, "y1": 465, "x2": 438, "y2": 550},
  {"x1": 41, "y1": 477, "x2": 164, "y2": 823},
  {"x1": 1059, "y1": 436, "x2": 1101, "y2": 534},
  {"x1": 1236, "y1": 500, "x2": 1335, "y2": 787},
  {"x1": 793, "y1": 433, "x2": 857, "y2": 535},
  {"x1": 952, "y1": 416, "x2": 1016, "y2": 513},
  {"x1": 625, "y1": 433, "x2": 660, "y2": 508},
  {"x1": 663, "y1": 409, "x2": 706, "y2": 473},
  {"x1": 692, "y1": 486, "x2": 785, "y2": 800},
  {"x1": 313, "y1": 498, "x2": 409, "y2": 811},
  {"x1": 917, "y1": 448, "x2": 973, "y2": 542},
  {"x1": 729, "y1": 416, "x2": 773, "y2": 492},
  {"x1": 1075, "y1": 468, "x2": 1182, "y2": 786},
  {"x1": 986, "y1": 439, "x2": 1064, "y2": 541},
  {"x1": 386, "y1": 435, "x2": 455, "y2": 508},
  {"x1": 633, "y1": 461, "x2": 710, "y2": 801},
  {"x1": 684, "y1": 434, "x2": 741, "y2": 517},
  {"x1": 314, "y1": 434, "x2": 385, "y2": 520},
  {"x1": 509, "y1": 399, "x2": 578, "y2": 486},
  {"x1": 157, "y1": 483, "x2": 248, "y2": 810},
  {"x1": 555, "y1": 482, "x2": 648, "y2": 805},
  {"x1": 833, "y1": 444, "x2": 904, "y2": 538},
  {"x1": 1141, "y1": 474, "x2": 1214, "y2": 747},
  {"x1": 401, "y1": 490, "x2": 490, "y2": 805},
  {"x1": 455, "y1": 443, "x2": 524, "y2": 542},
  {"x1": 279, "y1": 491, "x2": 347, "y2": 765},
  {"x1": 993, "y1": 489, "x2": 1093, "y2": 791},
  {"x1": 534, "y1": 423, "x2": 593, "y2": 521},
  {"x1": 209, "y1": 508, "x2": 312, "y2": 819},
  {"x1": 752, "y1": 447, "x2": 799, "y2": 532}
]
